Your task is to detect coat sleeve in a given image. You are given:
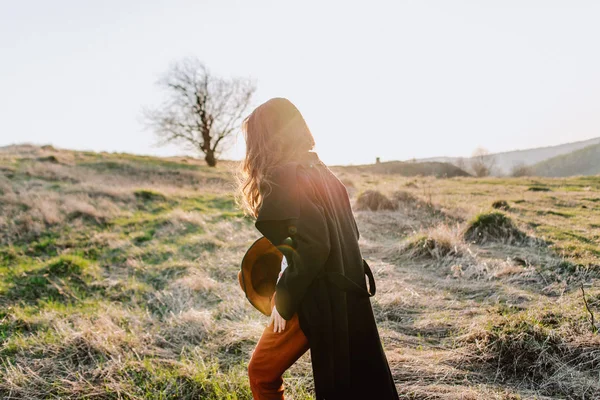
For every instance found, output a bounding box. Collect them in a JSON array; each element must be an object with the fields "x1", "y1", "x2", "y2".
[{"x1": 255, "y1": 163, "x2": 331, "y2": 321}]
